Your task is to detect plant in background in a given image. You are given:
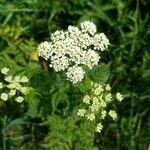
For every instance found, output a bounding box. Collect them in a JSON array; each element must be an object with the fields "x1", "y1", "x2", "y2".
[{"x1": 0, "y1": 67, "x2": 29, "y2": 103}]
